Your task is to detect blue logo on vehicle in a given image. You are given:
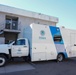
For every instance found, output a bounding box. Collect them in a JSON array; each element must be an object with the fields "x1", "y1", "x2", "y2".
[{"x1": 40, "y1": 30, "x2": 45, "y2": 36}]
